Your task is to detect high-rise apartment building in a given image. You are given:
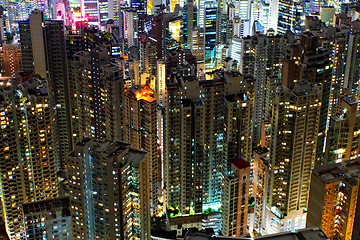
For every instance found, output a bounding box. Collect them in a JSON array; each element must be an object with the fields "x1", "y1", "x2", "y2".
[
  {"x1": 225, "y1": 15, "x2": 234, "y2": 44},
  {"x1": 5, "y1": 0, "x2": 55, "y2": 34},
  {"x1": 80, "y1": 0, "x2": 119, "y2": 28},
  {"x1": 183, "y1": 0, "x2": 197, "y2": 49},
  {"x1": 148, "y1": 15, "x2": 165, "y2": 60},
  {"x1": 65, "y1": 26, "x2": 120, "y2": 57},
  {"x1": 19, "y1": 10, "x2": 47, "y2": 77},
  {"x1": 165, "y1": 70, "x2": 243, "y2": 216},
  {"x1": 0, "y1": 78, "x2": 59, "y2": 239},
  {"x1": 224, "y1": 92, "x2": 253, "y2": 166},
  {"x1": 232, "y1": 0, "x2": 251, "y2": 19},
  {"x1": 65, "y1": 35, "x2": 86, "y2": 59},
  {"x1": 0, "y1": 45, "x2": 22, "y2": 78},
  {"x1": 233, "y1": 17, "x2": 251, "y2": 38},
  {"x1": 204, "y1": 3, "x2": 218, "y2": 65},
  {"x1": 325, "y1": 89, "x2": 360, "y2": 164},
  {"x1": 222, "y1": 146, "x2": 270, "y2": 237},
  {"x1": 307, "y1": 159, "x2": 360, "y2": 240},
  {"x1": 122, "y1": 9, "x2": 139, "y2": 48},
  {"x1": 128, "y1": 58, "x2": 141, "y2": 86},
  {"x1": 205, "y1": 71, "x2": 245, "y2": 197},
  {"x1": 66, "y1": 138, "x2": 151, "y2": 239},
  {"x1": 240, "y1": 33, "x2": 292, "y2": 145},
  {"x1": 156, "y1": 60, "x2": 167, "y2": 108},
  {"x1": 224, "y1": 72, "x2": 254, "y2": 167},
  {"x1": 326, "y1": 26, "x2": 350, "y2": 116},
  {"x1": 248, "y1": 147, "x2": 270, "y2": 234},
  {"x1": 277, "y1": 0, "x2": 305, "y2": 34},
  {"x1": 322, "y1": 20, "x2": 360, "y2": 117},
  {"x1": 23, "y1": 198, "x2": 72, "y2": 240},
  {"x1": 191, "y1": 27, "x2": 205, "y2": 71},
  {"x1": 222, "y1": 158, "x2": 250, "y2": 237},
  {"x1": 156, "y1": 60, "x2": 166, "y2": 210},
  {"x1": 165, "y1": 77, "x2": 205, "y2": 216},
  {"x1": 19, "y1": 10, "x2": 72, "y2": 163},
  {"x1": 131, "y1": 0, "x2": 147, "y2": 15},
  {"x1": 124, "y1": 84, "x2": 161, "y2": 215},
  {"x1": 282, "y1": 32, "x2": 332, "y2": 166},
  {"x1": 69, "y1": 48, "x2": 124, "y2": 144},
  {"x1": 140, "y1": 36, "x2": 157, "y2": 76},
  {"x1": 302, "y1": 34, "x2": 333, "y2": 166},
  {"x1": 43, "y1": 19, "x2": 72, "y2": 163},
  {"x1": 230, "y1": 37, "x2": 242, "y2": 64},
  {"x1": 305, "y1": 16, "x2": 358, "y2": 119},
  {"x1": 264, "y1": 76, "x2": 282, "y2": 122},
  {"x1": 344, "y1": 28, "x2": 360, "y2": 99},
  {"x1": 165, "y1": 49, "x2": 197, "y2": 80},
  {"x1": 270, "y1": 81, "x2": 322, "y2": 219}
]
